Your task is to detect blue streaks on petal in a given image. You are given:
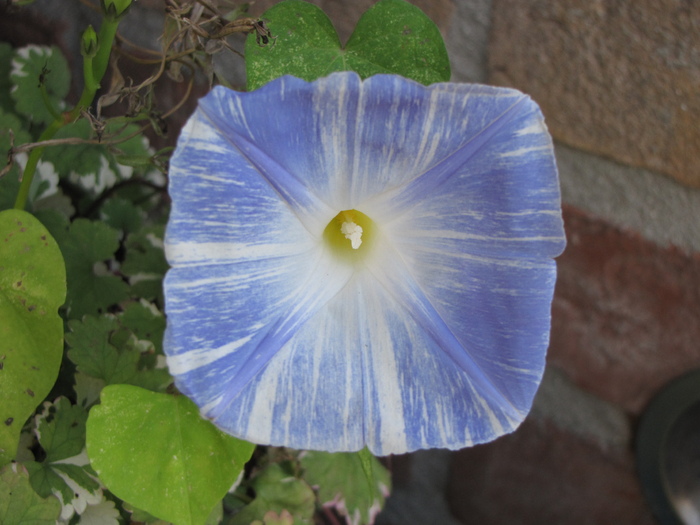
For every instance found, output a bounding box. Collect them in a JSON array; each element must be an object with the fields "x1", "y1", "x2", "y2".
[
  {"x1": 164, "y1": 72, "x2": 566, "y2": 455},
  {"x1": 198, "y1": 258, "x2": 548, "y2": 455},
  {"x1": 198, "y1": 87, "x2": 335, "y2": 233},
  {"x1": 165, "y1": 107, "x2": 354, "y2": 417},
  {"x1": 193, "y1": 76, "x2": 362, "y2": 216}
]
